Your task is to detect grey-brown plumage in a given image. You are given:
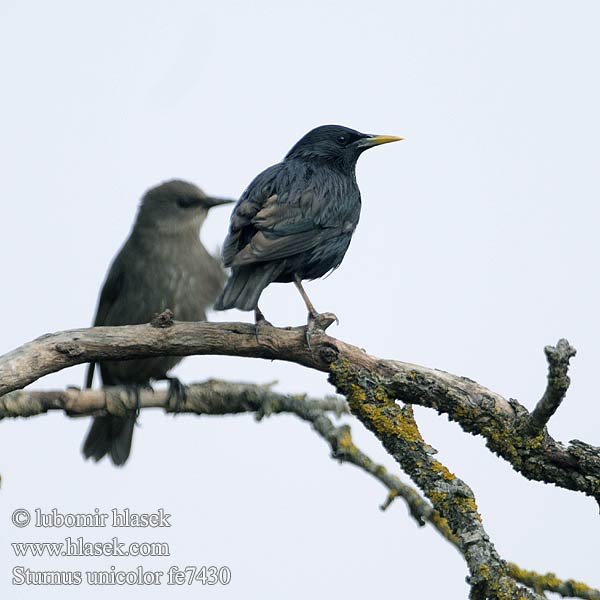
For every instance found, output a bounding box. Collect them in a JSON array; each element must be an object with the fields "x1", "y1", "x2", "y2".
[
  {"x1": 82, "y1": 180, "x2": 233, "y2": 466},
  {"x1": 214, "y1": 125, "x2": 402, "y2": 321}
]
